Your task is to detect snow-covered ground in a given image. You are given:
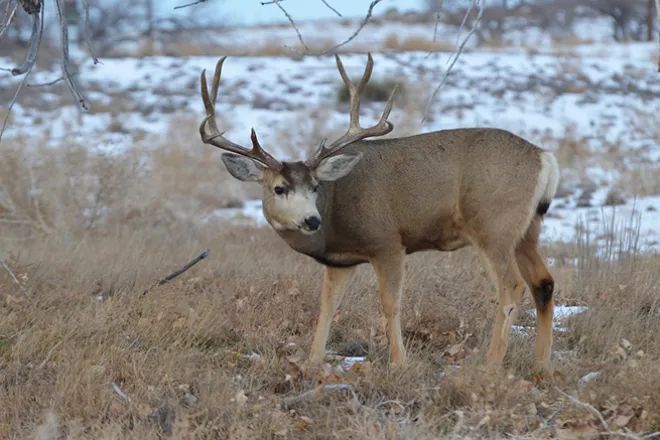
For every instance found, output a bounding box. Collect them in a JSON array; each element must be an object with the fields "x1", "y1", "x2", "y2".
[{"x1": 1, "y1": 14, "x2": 659, "y2": 253}]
